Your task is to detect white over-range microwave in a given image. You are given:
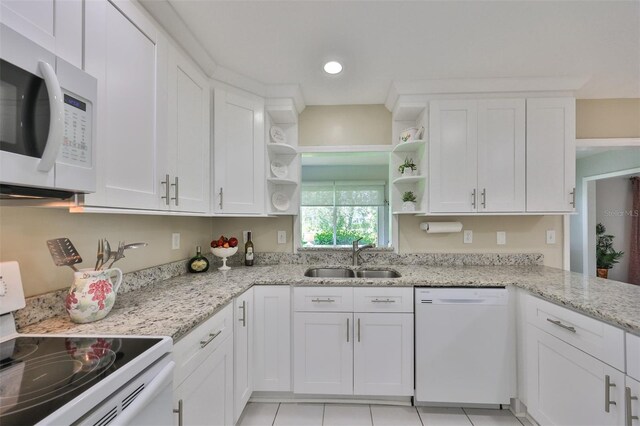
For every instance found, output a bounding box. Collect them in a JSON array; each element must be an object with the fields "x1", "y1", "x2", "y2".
[{"x1": 0, "y1": 23, "x2": 97, "y2": 199}]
